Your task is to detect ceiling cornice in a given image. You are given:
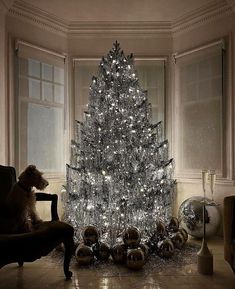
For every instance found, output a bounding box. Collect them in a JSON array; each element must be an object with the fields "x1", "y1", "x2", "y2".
[
  {"x1": 0, "y1": 0, "x2": 14, "y2": 13},
  {"x1": 8, "y1": 0, "x2": 235, "y2": 38},
  {"x1": 172, "y1": 0, "x2": 234, "y2": 35},
  {"x1": 9, "y1": 0, "x2": 68, "y2": 35},
  {"x1": 226, "y1": 0, "x2": 235, "y2": 12},
  {"x1": 68, "y1": 21, "x2": 172, "y2": 39}
]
